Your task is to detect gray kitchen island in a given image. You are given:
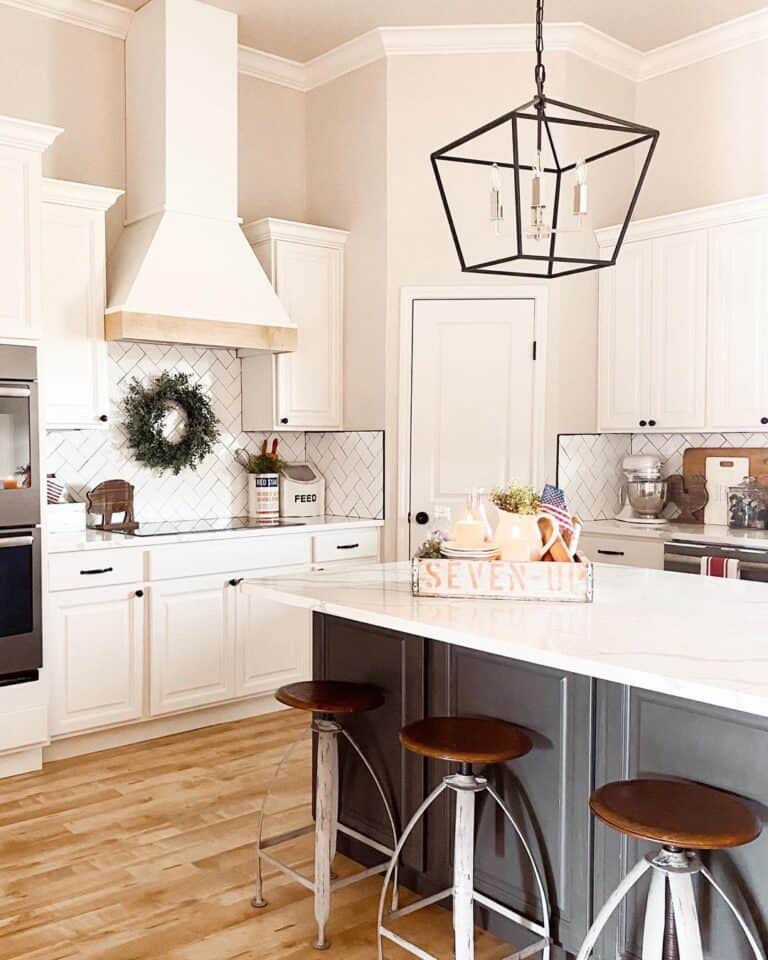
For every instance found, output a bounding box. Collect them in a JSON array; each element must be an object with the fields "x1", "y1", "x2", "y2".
[{"x1": 242, "y1": 563, "x2": 768, "y2": 960}]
